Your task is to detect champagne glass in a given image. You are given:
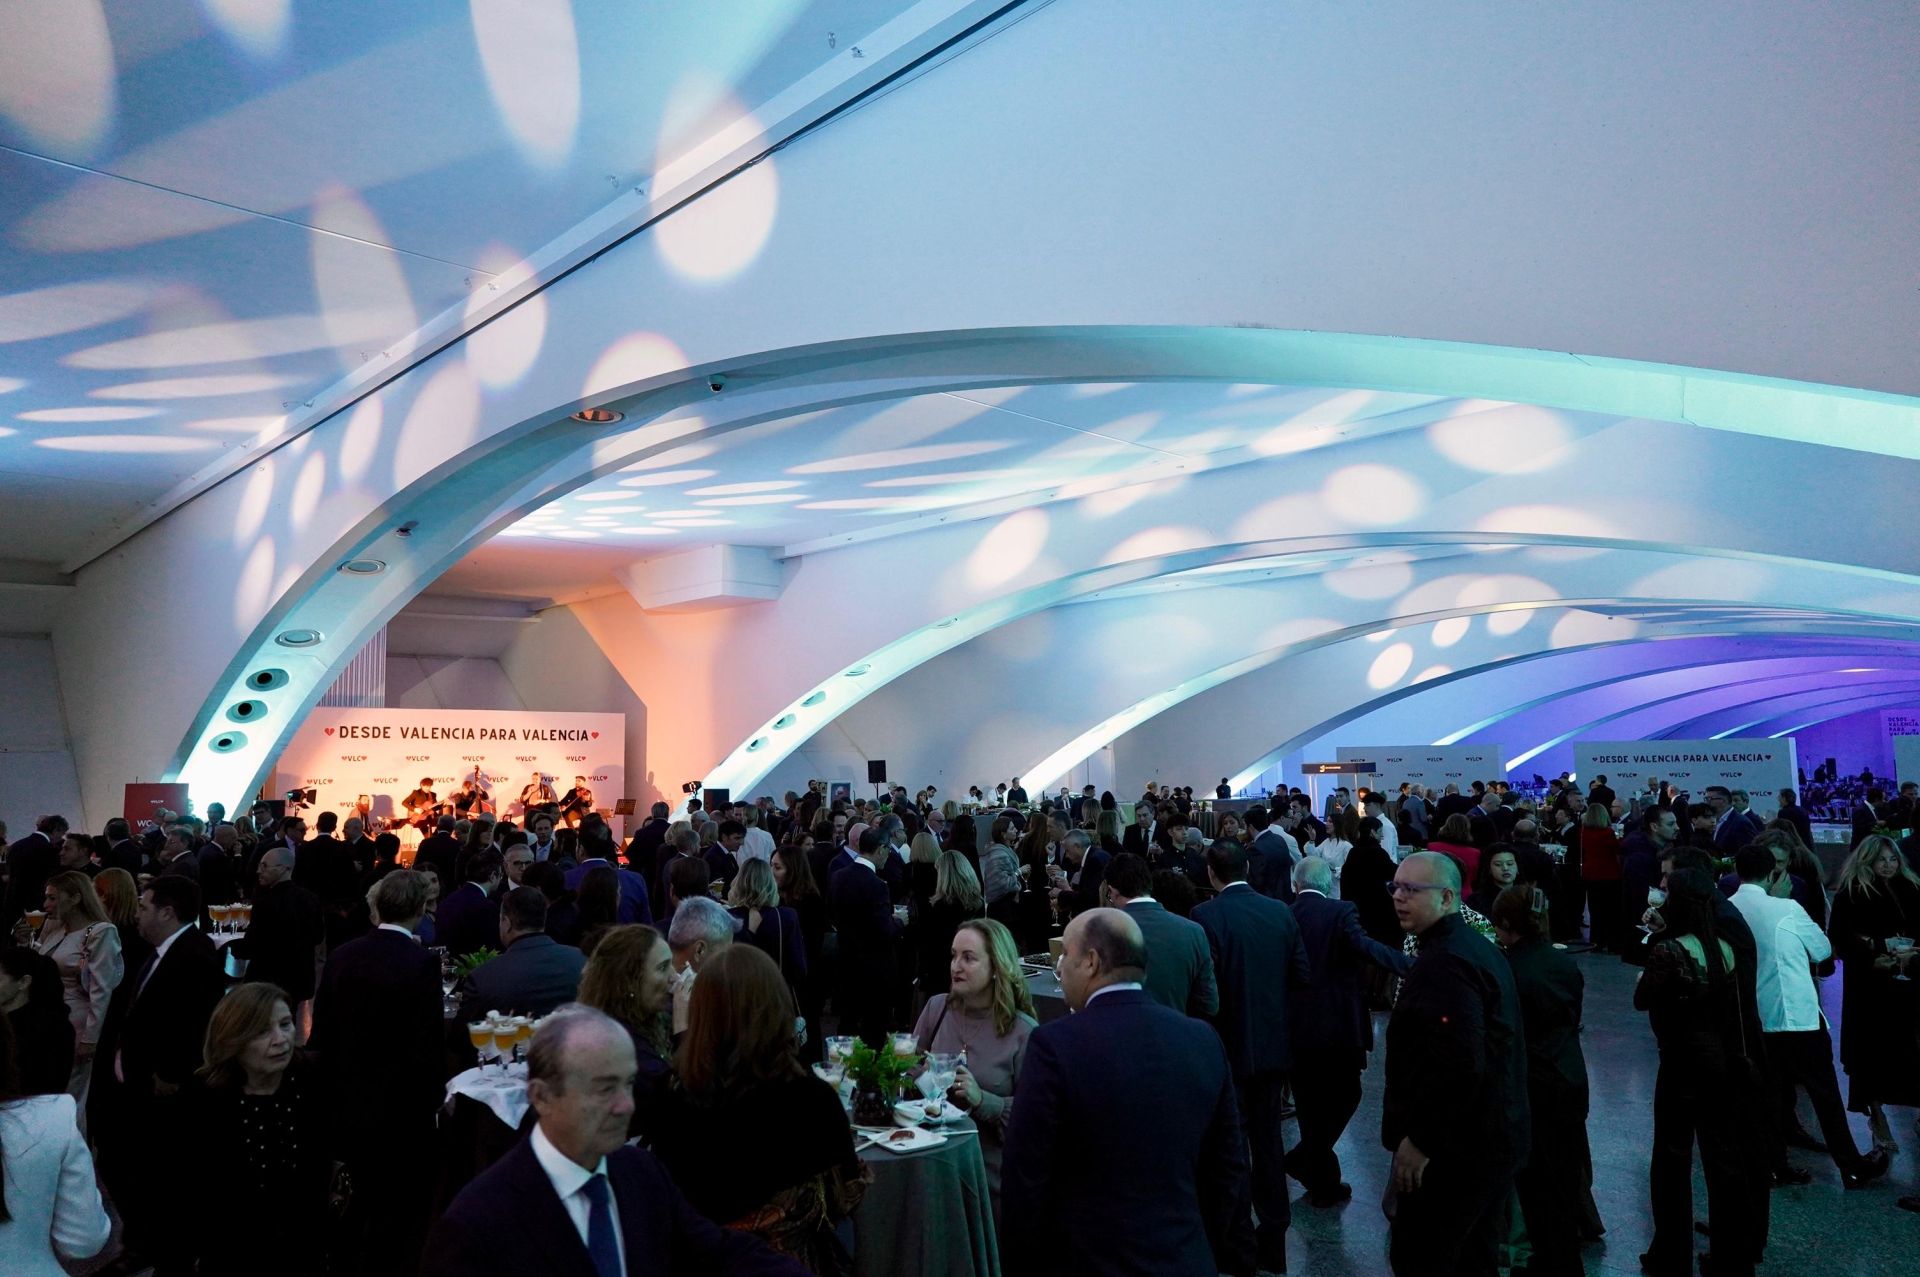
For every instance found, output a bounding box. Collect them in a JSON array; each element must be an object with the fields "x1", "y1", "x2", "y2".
[
  {"x1": 1890, "y1": 935, "x2": 1914, "y2": 982},
  {"x1": 890, "y1": 1031, "x2": 917, "y2": 1058},
  {"x1": 236, "y1": 902, "x2": 252, "y2": 932},
  {"x1": 514, "y1": 1017, "x2": 535, "y2": 1061}
]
